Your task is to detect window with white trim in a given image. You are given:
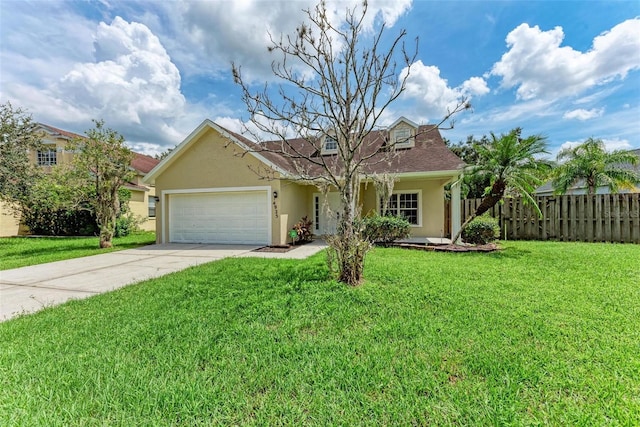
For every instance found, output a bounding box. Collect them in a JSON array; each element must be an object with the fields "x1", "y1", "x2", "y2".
[
  {"x1": 380, "y1": 191, "x2": 420, "y2": 225},
  {"x1": 37, "y1": 148, "x2": 57, "y2": 166},
  {"x1": 392, "y1": 127, "x2": 413, "y2": 148},
  {"x1": 148, "y1": 197, "x2": 156, "y2": 218},
  {"x1": 321, "y1": 135, "x2": 338, "y2": 154}
]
